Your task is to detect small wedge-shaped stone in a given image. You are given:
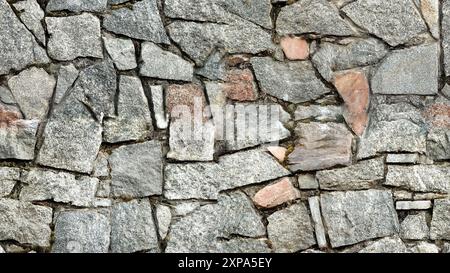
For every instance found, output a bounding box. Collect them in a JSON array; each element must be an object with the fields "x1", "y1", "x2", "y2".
[
  {"x1": 0, "y1": 199, "x2": 52, "y2": 247},
  {"x1": 0, "y1": 112, "x2": 38, "y2": 160},
  {"x1": 251, "y1": 57, "x2": 331, "y2": 103},
  {"x1": 20, "y1": 169, "x2": 99, "y2": 207},
  {"x1": 277, "y1": 0, "x2": 354, "y2": 36},
  {"x1": 46, "y1": 0, "x2": 107, "y2": 12},
  {"x1": 253, "y1": 177, "x2": 301, "y2": 209},
  {"x1": 359, "y1": 236, "x2": 408, "y2": 253},
  {"x1": 0, "y1": 167, "x2": 20, "y2": 197},
  {"x1": 342, "y1": 0, "x2": 428, "y2": 46},
  {"x1": 0, "y1": 0, "x2": 49, "y2": 75},
  {"x1": 13, "y1": 0, "x2": 46, "y2": 44},
  {"x1": 316, "y1": 157, "x2": 385, "y2": 190},
  {"x1": 400, "y1": 212, "x2": 429, "y2": 240},
  {"x1": 430, "y1": 199, "x2": 450, "y2": 240},
  {"x1": 385, "y1": 165, "x2": 450, "y2": 193},
  {"x1": 103, "y1": 35, "x2": 137, "y2": 71},
  {"x1": 321, "y1": 190, "x2": 399, "y2": 248},
  {"x1": 54, "y1": 64, "x2": 79, "y2": 104},
  {"x1": 103, "y1": 0, "x2": 169, "y2": 44},
  {"x1": 165, "y1": 149, "x2": 290, "y2": 200}
]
